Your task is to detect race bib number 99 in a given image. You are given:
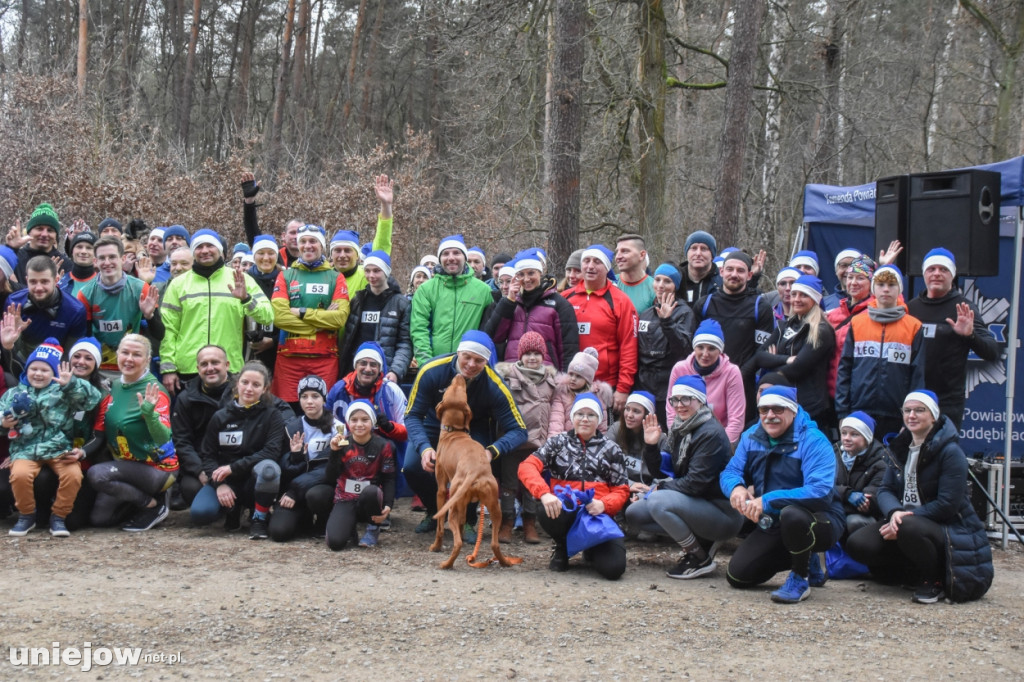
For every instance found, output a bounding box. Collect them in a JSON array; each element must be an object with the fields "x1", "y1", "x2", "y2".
[
  {"x1": 219, "y1": 431, "x2": 243, "y2": 446},
  {"x1": 886, "y1": 344, "x2": 912, "y2": 365}
]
